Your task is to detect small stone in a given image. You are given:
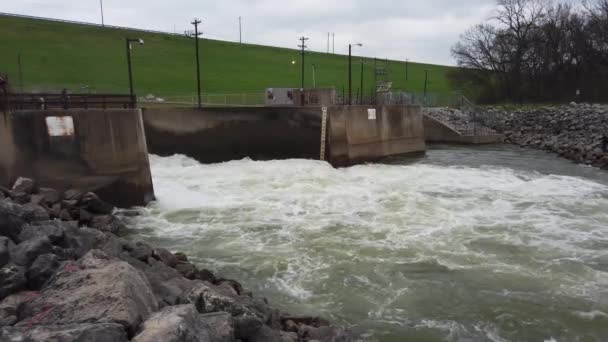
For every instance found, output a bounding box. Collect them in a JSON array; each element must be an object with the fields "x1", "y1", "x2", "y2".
[
  {"x1": 0, "y1": 265, "x2": 26, "y2": 300},
  {"x1": 81, "y1": 192, "x2": 114, "y2": 215},
  {"x1": 38, "y1": 188, "x2": 62, "y2": 206}
]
